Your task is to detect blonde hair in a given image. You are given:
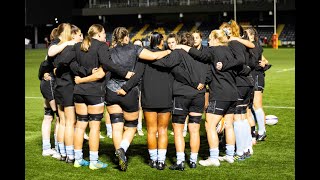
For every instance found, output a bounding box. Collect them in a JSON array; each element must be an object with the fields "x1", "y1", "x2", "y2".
[
  {"x1": 57, "y1": 23, "x2": 72, "y2": 45},
  {"x1": 209, "y1": 30, "x2": 229, "y2": 46},
  {"x1": 81, "y1": 24, "x2": 104, "y2": 52}
]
